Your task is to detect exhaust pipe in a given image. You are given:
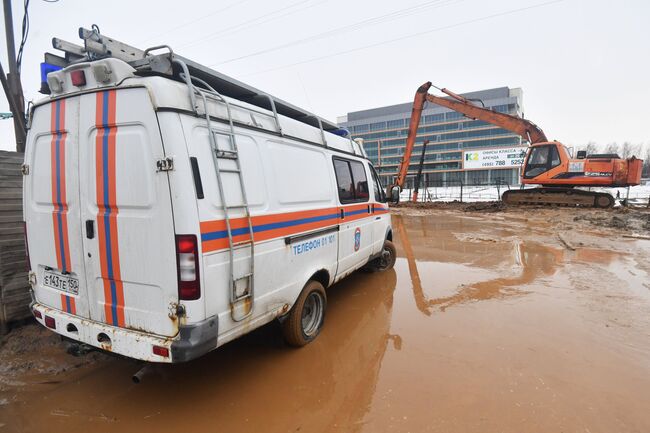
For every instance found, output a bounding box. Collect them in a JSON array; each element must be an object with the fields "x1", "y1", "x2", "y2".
[{"x1": 132, "y1": 364, "x2": 155, "y2": 384}]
